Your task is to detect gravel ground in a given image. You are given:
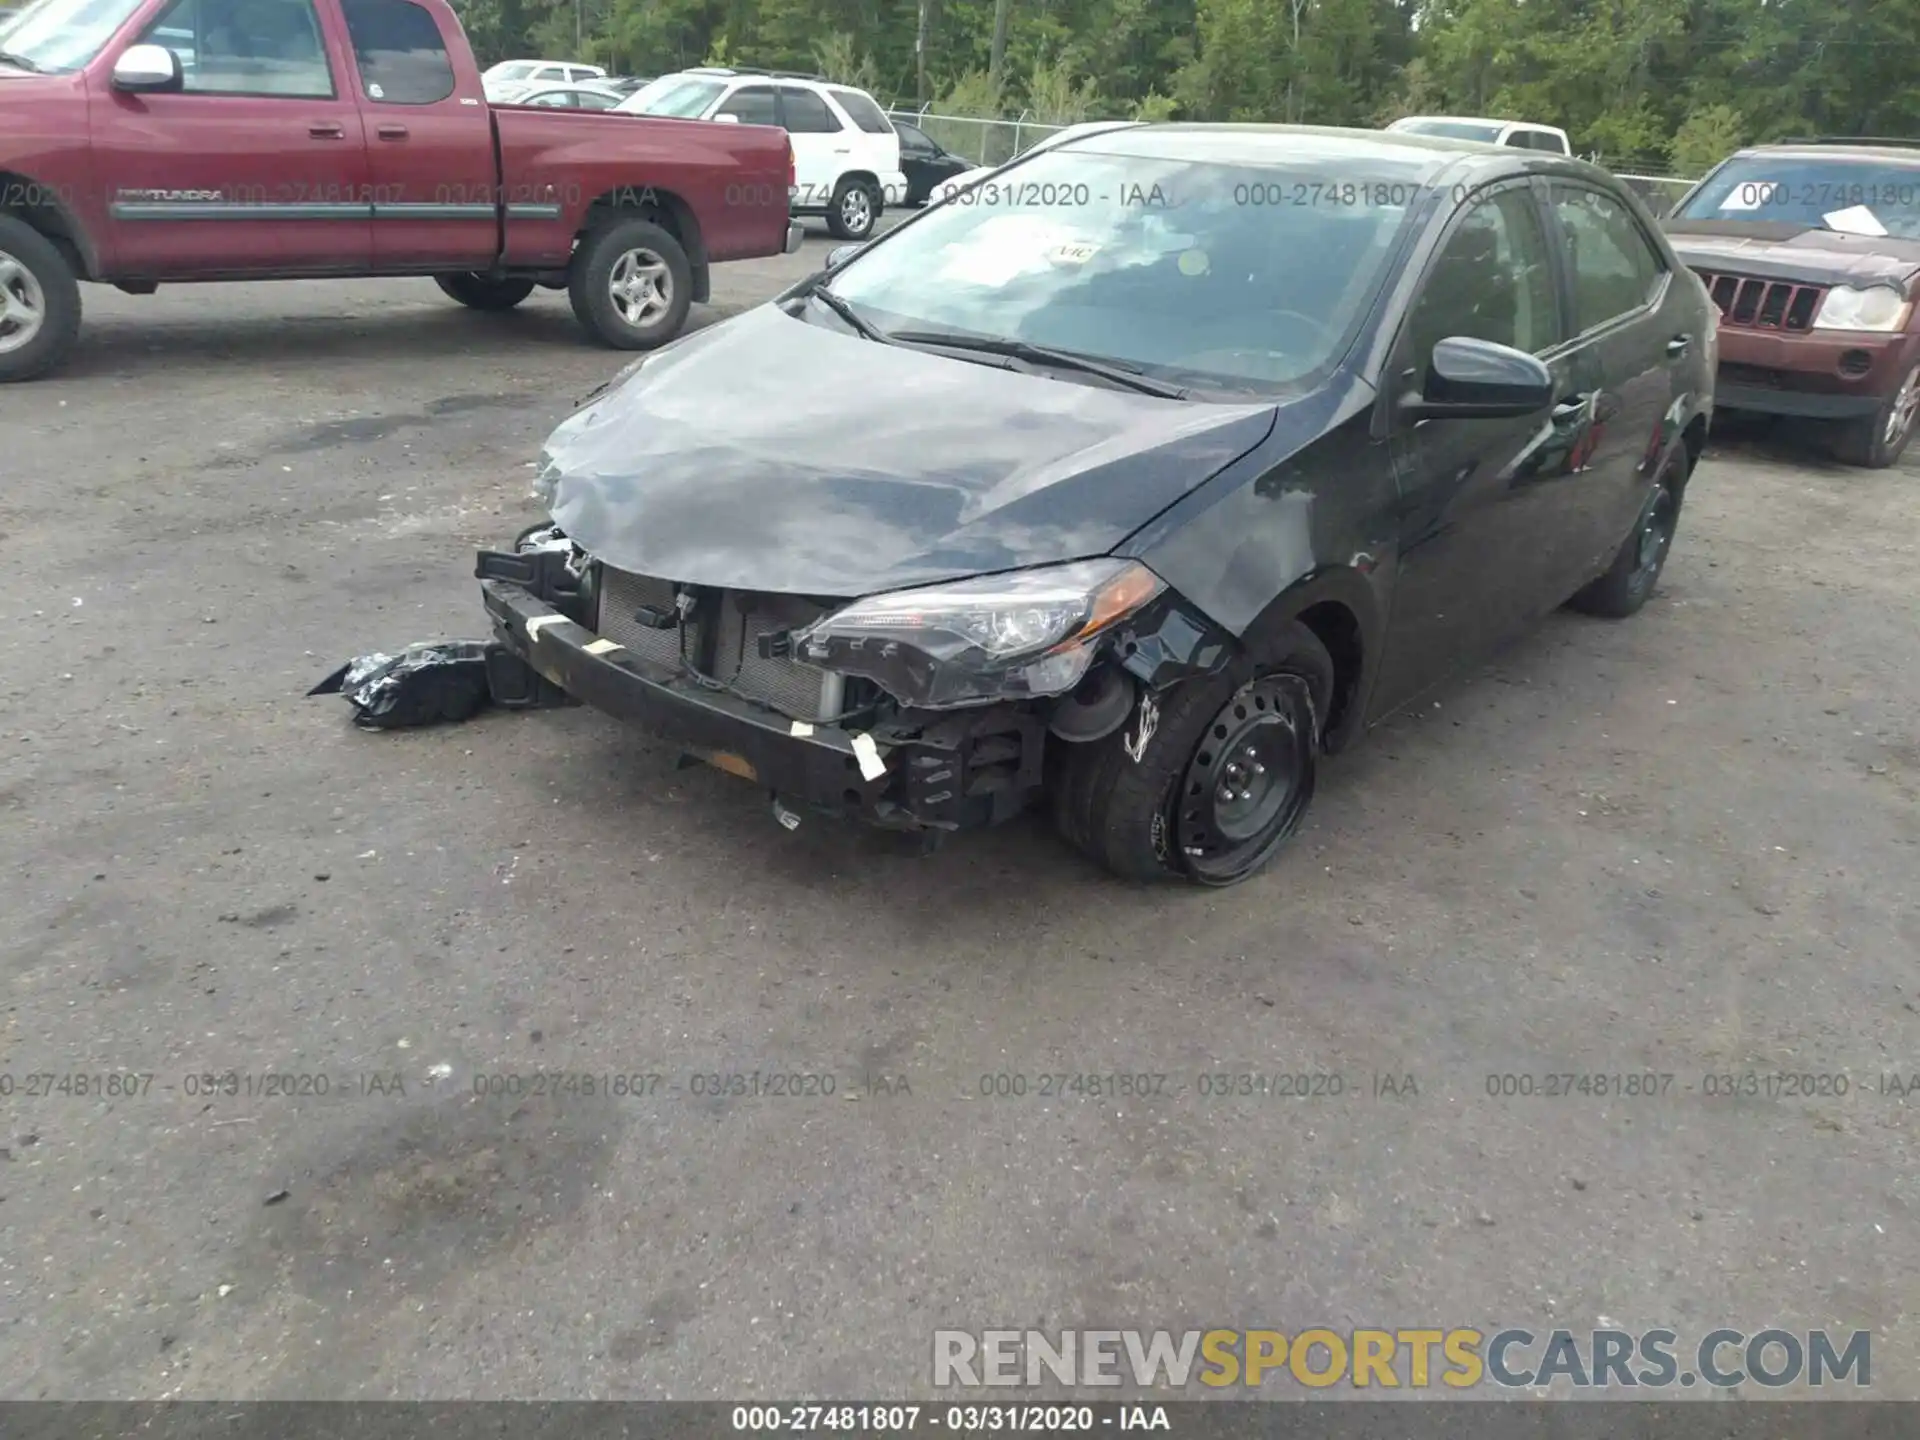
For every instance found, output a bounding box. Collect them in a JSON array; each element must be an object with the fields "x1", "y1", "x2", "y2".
[{"x1": 1, "y1": 226, "x2": 1915, "y2": 1402}]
